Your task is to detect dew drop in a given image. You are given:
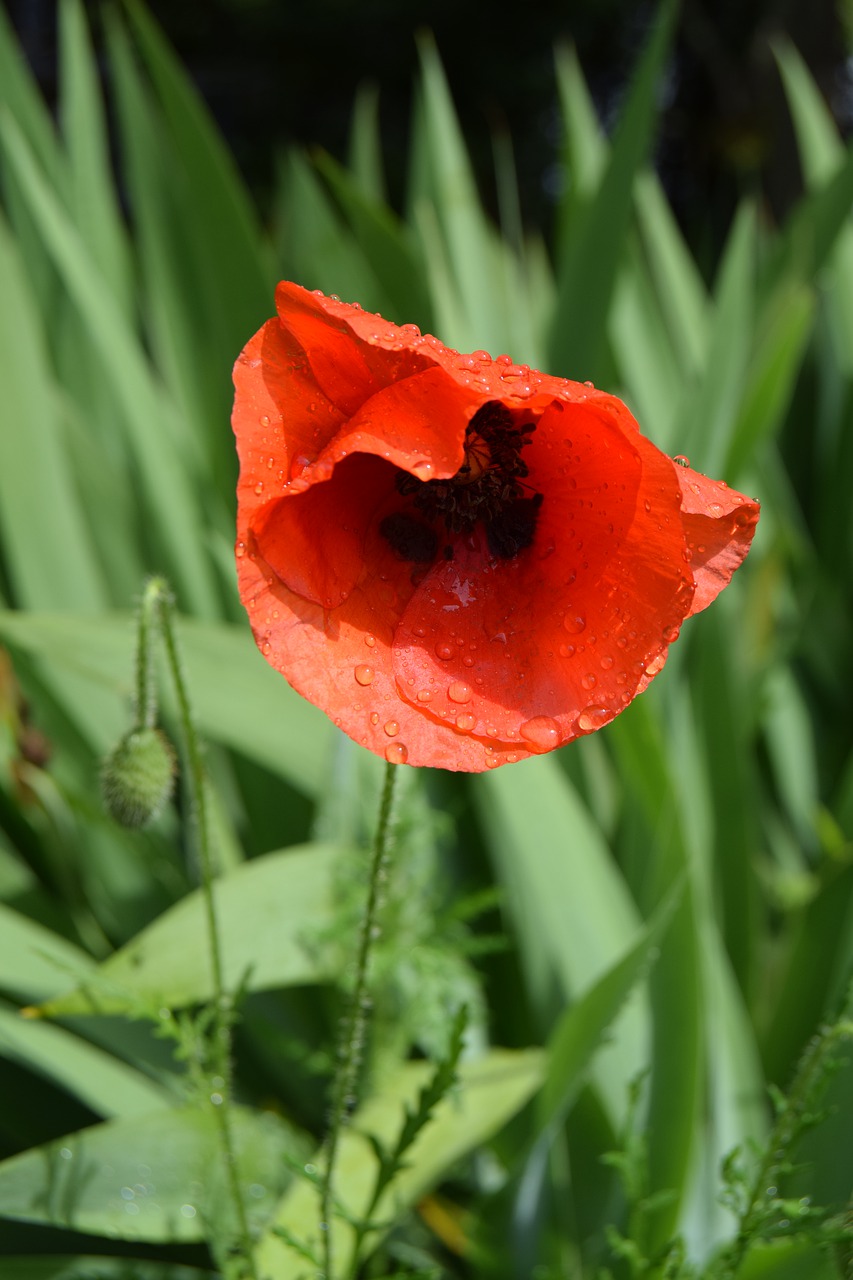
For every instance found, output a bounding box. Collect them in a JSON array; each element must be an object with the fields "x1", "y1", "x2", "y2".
[
  {"x1": 417, "y1": 689, "x2": 432, "y2": 702},
  {"x1": 385, "y1": 742, "x2": 409, "y2": 764},
  {"x1": 235, "y1": 541, "x2": 246, "y2": 558},
  {"x1": 435, "y1": 641, "x2": 454, "y2": 660},
  {"x1": 559, "y1": 643, "x2": 576, "y2": 659},
  {"x1": 577, "y1": 706, "x2": 611, "y2": 733},
  {"x1": 563, "y1": 613, "x2": 586, "y2": 635},
  {"x1": 519, "y1": 716, "x2": 561, "y2": 753},
  {"x1": 290, "y1": 455, "x2": 312, "y2": 480},
  {"x1": 384, "y1": 720, "x2": 400, "y2": 736},
  {"x1": 364, "y1": 633, "x2": 376, "y2": 648},
  {"x1": 662, "y1": 624, "x2": 680, "y2": 643},
  {"x1": 254, "y1": 481, "x2": 264, "y2": 495},
  {"x1": 369, "y1": 712, "x2": 379, "y2": 725},
  {"x1": 581, "y1": 672, "x2": 597, "y2": 690},
  {"x1": 600, "y1": 655, "x2": 614, "y2": 670},
  {"x1": 456, "y1": 712, "x2": 476, "y2": 731},
  {"x1": 354, "y1": 665, "x2": 374, "y2": 686},
  {"x1": 447, "y1": 681, "x2": 473, "y2": 704},
  {"x1": 674, "y1": 454, "x2": 690, "y2": 467}
]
